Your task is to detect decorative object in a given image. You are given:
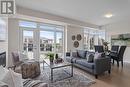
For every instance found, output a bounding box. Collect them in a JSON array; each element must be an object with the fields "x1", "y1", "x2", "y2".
[
  {"x1": 72, "y1": 35, "x2": 76, "y2": 40},
  {"x1": 55, "y1": 53, "x2": 58, "y2": 59},
  {"x1": 47, "y1": 53, "x2": 54, "y2": 62},
  {"x1": 35, "y1": 67, "x2": 95, "y2": 87},
  {"x1": 54, "y1": 58, "x2": 64, "y2": 64},
  {"x1": 77, "y1": 34, "x2": 82, "y2": 41},
  {"x1": 103, "y1": 41, "x2": 109, "y2": 51},
  {"x1": 74, "y1": 41, "x2": 79, "y2": 48},
  {"x1": 111, "y1": 33, "x2": 130, "y2": 46}
]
